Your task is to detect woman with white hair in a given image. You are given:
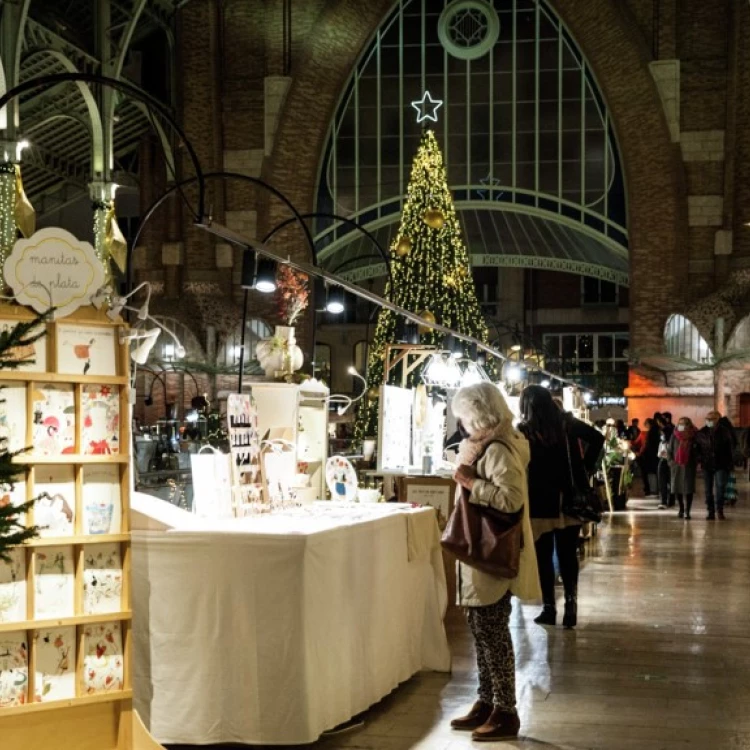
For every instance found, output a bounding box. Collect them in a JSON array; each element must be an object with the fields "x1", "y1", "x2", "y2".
[{"x1": 448, "y1": 382, "x2": 540, "y2": 742}]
